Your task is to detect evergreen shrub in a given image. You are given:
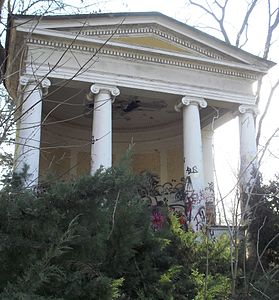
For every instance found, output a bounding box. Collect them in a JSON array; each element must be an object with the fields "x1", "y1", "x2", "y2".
[{"x1": 0, "y1": 158, "x2": 231, "y2": 299}]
